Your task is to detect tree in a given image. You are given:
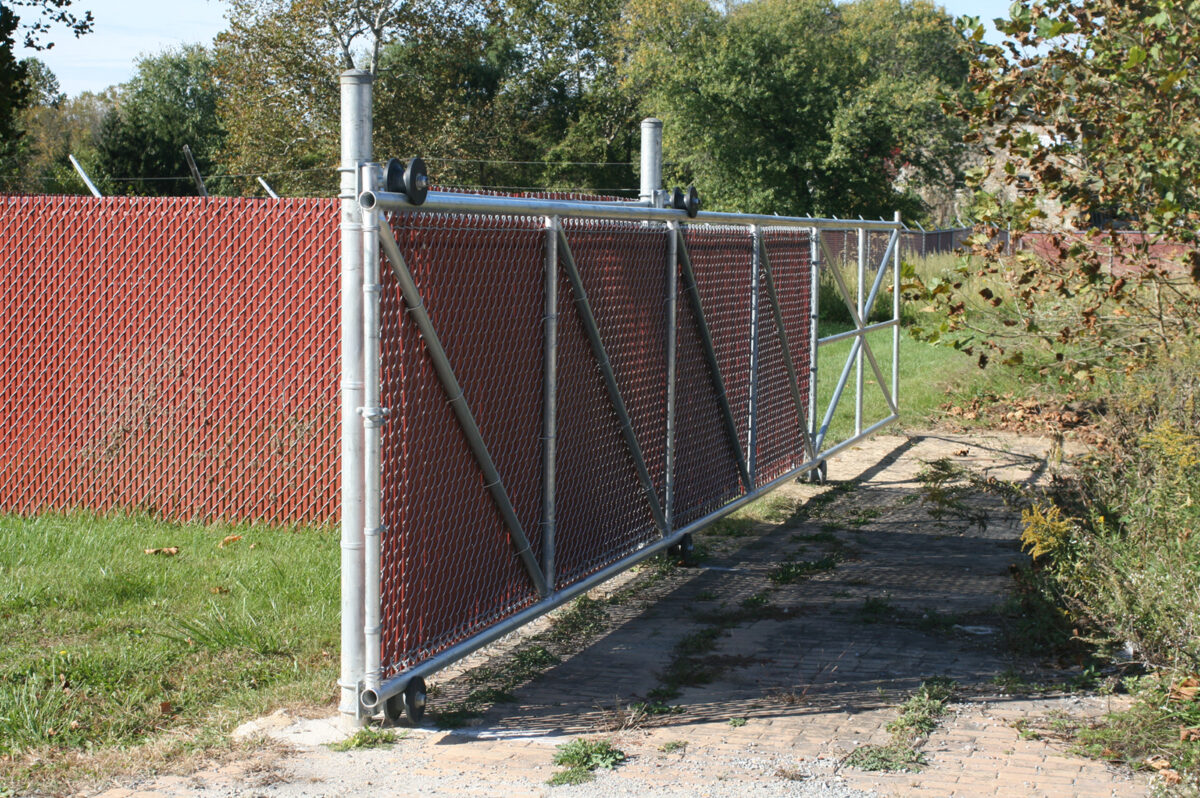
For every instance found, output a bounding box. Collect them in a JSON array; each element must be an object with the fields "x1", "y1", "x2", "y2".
[
  {"x1": 97, "y1": 45, "x2": 226, "y2": 196},
  {"x1": 0, "y1": 7, "x2": 29, "y2": 178},
  {"x1": 1, "y1": 1, "x2": 92, "y2": 183},
  {"x1": 217, "y1": 0, "x2": 643, "y2": 196},
  {"x1": 6, "y1": 0, "x2": 93, "y2": 50},
  {"x1": 923, "y1": 0, "x2": 1200, "y2": 374},
  {"x1": 622, "y1": 0, "x2": 968, "y2": 220}
]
